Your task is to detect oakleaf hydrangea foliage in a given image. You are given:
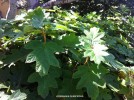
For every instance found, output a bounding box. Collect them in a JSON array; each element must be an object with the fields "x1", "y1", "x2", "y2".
[{"x1": 0, "y1": 7, "x2": 134, "y2": 100}]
